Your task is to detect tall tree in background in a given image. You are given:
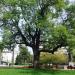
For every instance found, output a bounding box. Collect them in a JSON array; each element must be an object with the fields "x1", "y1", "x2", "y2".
[
  {"x1": 0, "y1": 0, "x2": 74, "y2": 68},
  {"x1": 2, "y1": 26, "x2": 16, "y2": 65},
  {"x1": 15, "y1": 45, "x2": 32, "y2": 65},
  {"x1": 0, "y1": 41, "x2": 4, "y2": 64}
]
